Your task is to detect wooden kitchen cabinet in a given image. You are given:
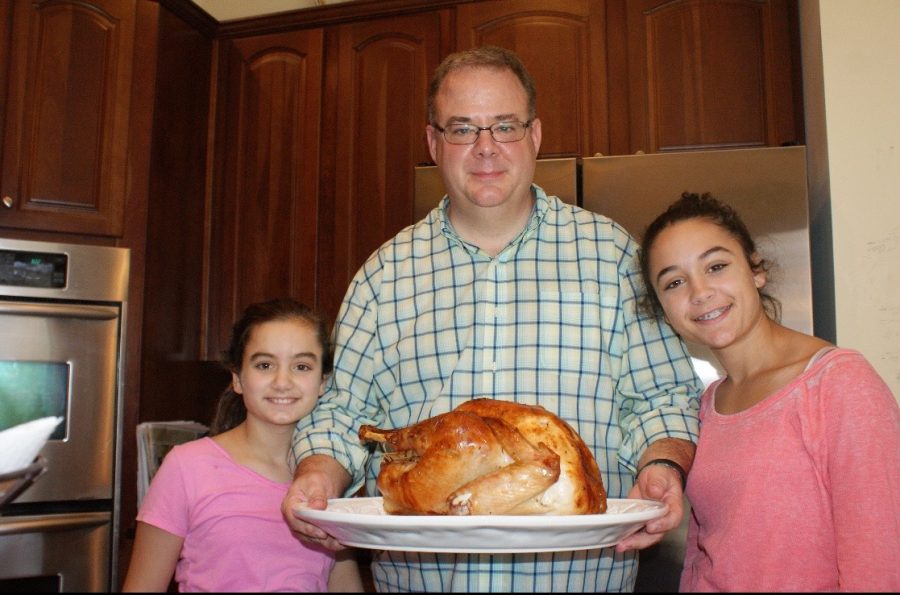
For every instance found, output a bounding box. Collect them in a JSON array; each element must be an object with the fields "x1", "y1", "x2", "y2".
[
  {"x1": 205, "y1": 28, "x2": 324, "y2": 358},
  {"x1": 609, "y1": 0, "x2": 803, "y2": 153},
  {"x1": 455, "y1": 0, "x2": 608, "y2": 158},
  {"x1": 0, "y1": 0, "x2": 136, "y2": 236},
  {"x1": 315, "y1": 11, "x2": 449, "y2": 324},
  {"x1": 200, "y1": 0, "x2": 802, "y2": 333}
]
